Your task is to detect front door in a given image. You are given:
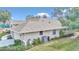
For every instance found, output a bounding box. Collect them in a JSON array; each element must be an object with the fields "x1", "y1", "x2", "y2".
[{"x1": 41, "y1": 36, "x2": 50, "y2": 43}]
